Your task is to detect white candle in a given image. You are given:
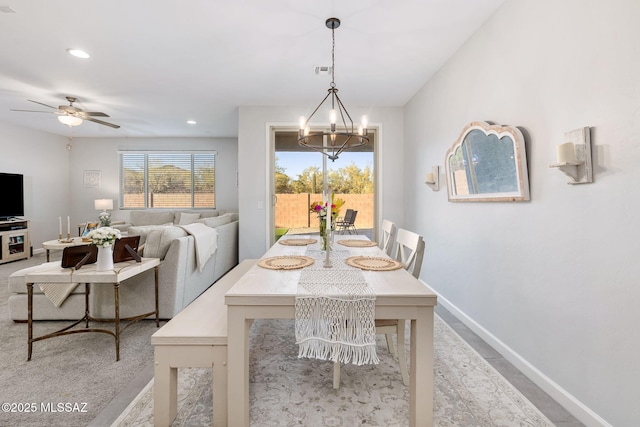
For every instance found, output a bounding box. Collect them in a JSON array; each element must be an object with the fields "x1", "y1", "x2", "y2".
[
  {"x1": 556, "y1": 142, "x2": 576, "y2": 163},
  {"x1": 58, "y1": 217, "x2": 62, "y2": 236},
  {"x1": 67, "y1": 216, "x2": 70, "y2": 236},
  {"x1": 426, "y1": 172, "x2": 435, "y2": 183}
]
